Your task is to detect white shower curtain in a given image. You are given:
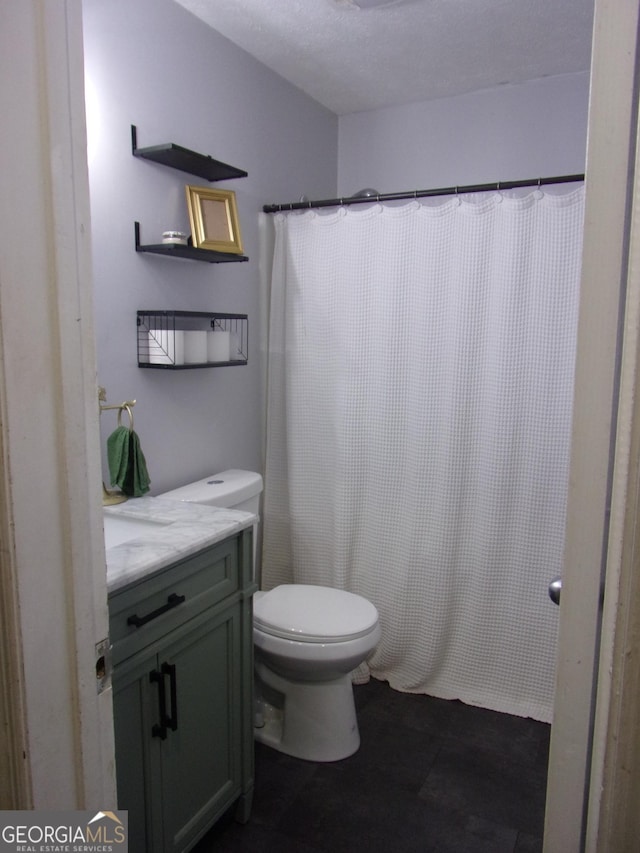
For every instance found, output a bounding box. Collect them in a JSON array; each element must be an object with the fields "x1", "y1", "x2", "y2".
[{"x1": 262, "y1": 188, "x2": 584, "y2": 722}]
